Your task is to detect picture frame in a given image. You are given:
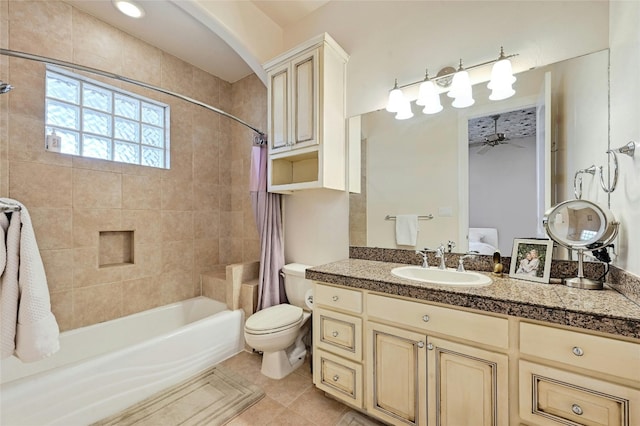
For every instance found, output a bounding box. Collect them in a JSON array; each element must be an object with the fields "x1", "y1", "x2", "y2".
[{"x1": 509, "y1": 238, "x2": 554, "y2": 283}]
